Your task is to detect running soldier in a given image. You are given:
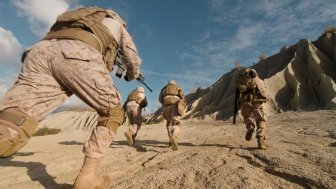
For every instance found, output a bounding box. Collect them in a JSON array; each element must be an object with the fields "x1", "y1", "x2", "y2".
[
  {"x1": 159, "y1": 80, "x2": 186, "y2": 151},
  {"x1": 0, "y1": 6, "x2": 142, "y2": 189},
  {"x1": 124, "y1": 86, "x2": 148, "y2": 145},
  {"x1": 235, "y1": 67, "x2": 268, "y2": 149}
]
